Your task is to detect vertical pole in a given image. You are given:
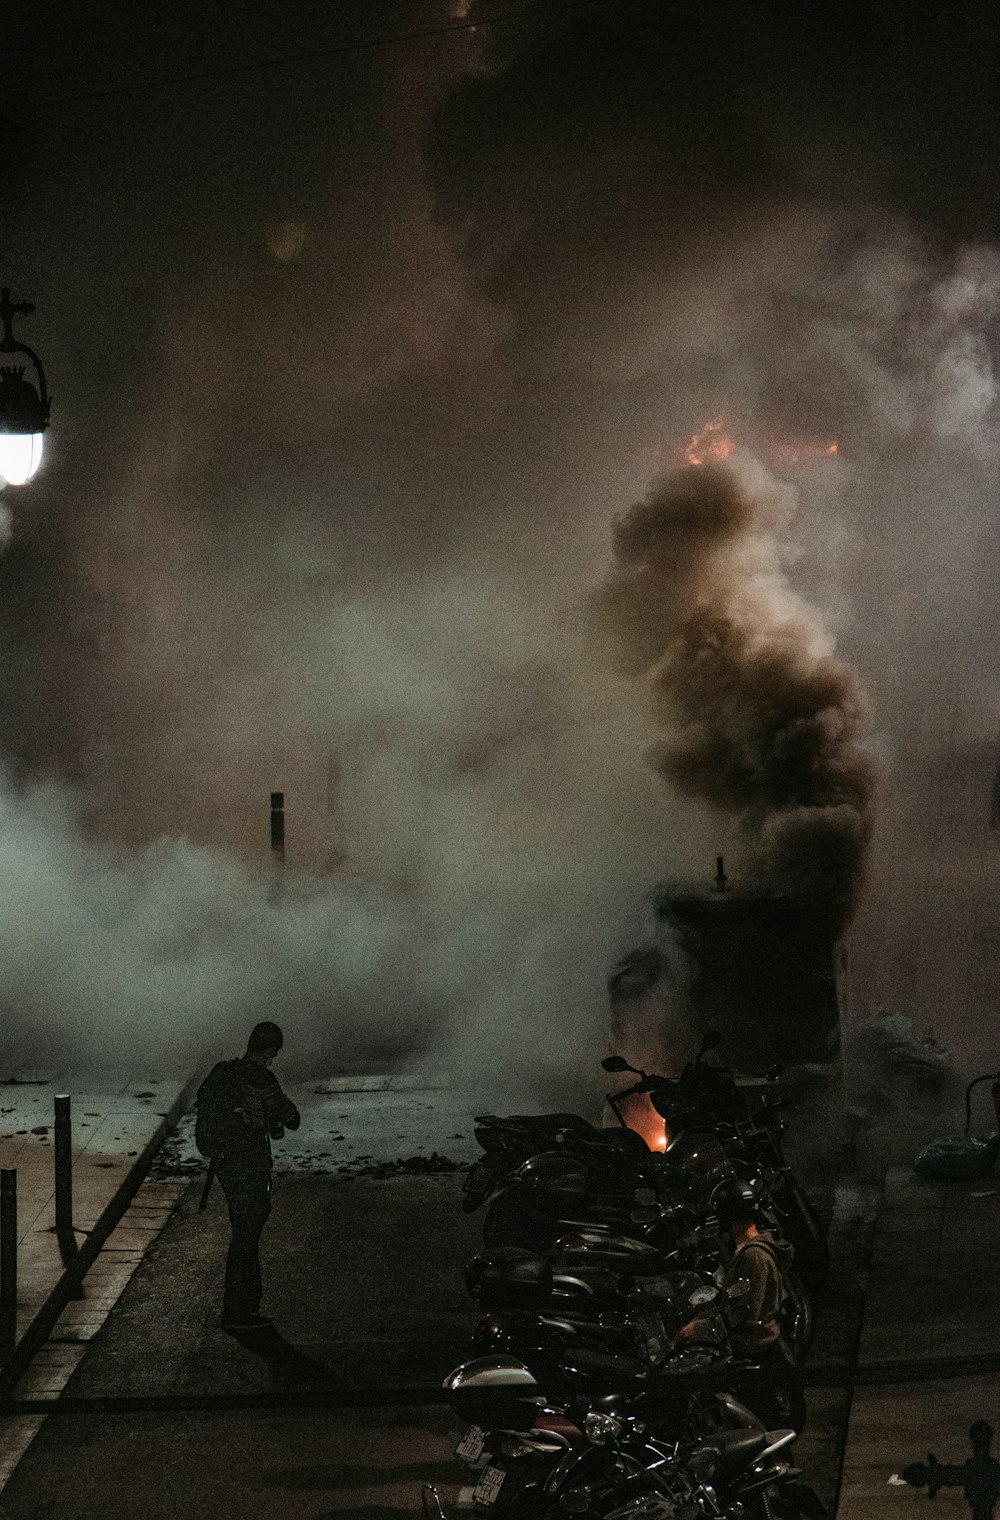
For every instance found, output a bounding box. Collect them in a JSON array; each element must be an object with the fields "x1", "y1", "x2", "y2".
[
  {"x1": 270, "y1": 790, "x2": 285, "y2": 864},
  {"x1": 0, "y1": 1169, "x2": 16, "y2": 1352},
  {"x1": 54, "y1": 1093, "x2": 77, "y2": 1267}
]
